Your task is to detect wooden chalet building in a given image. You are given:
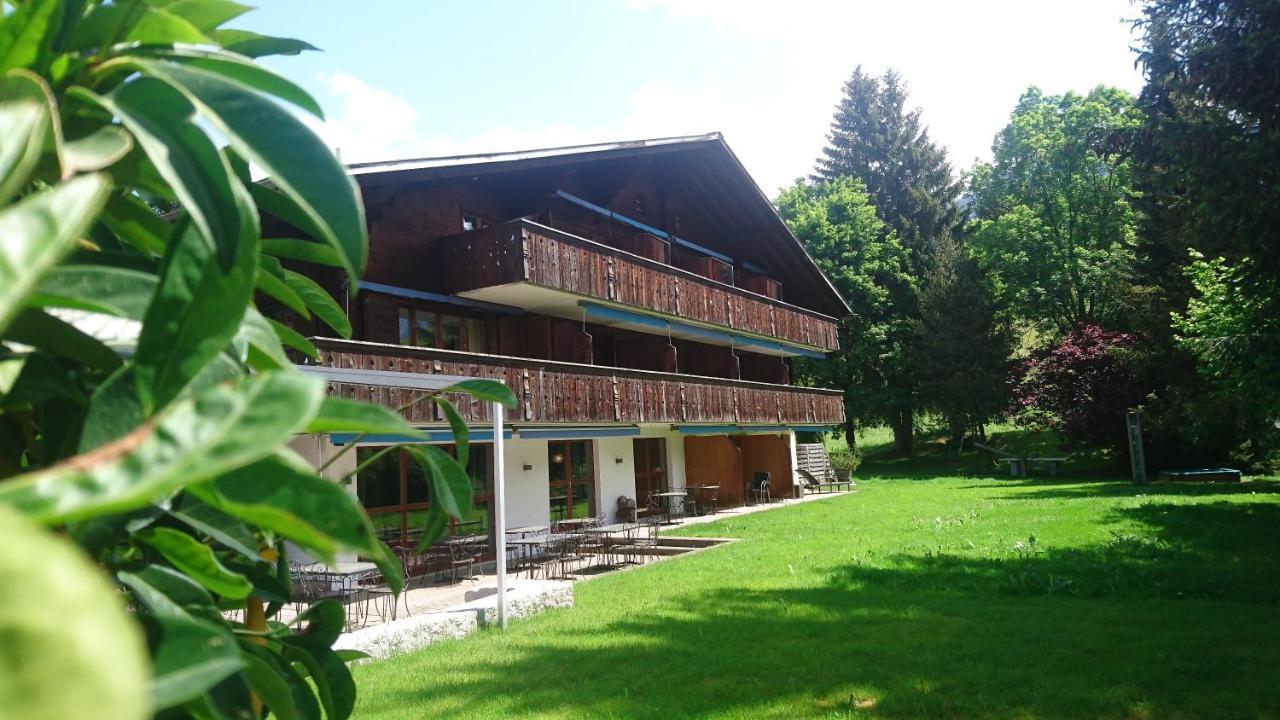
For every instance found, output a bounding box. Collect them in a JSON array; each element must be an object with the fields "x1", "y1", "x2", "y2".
[{"x1": 284, "y1": 133, "x2": 848, "y2": 545}]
